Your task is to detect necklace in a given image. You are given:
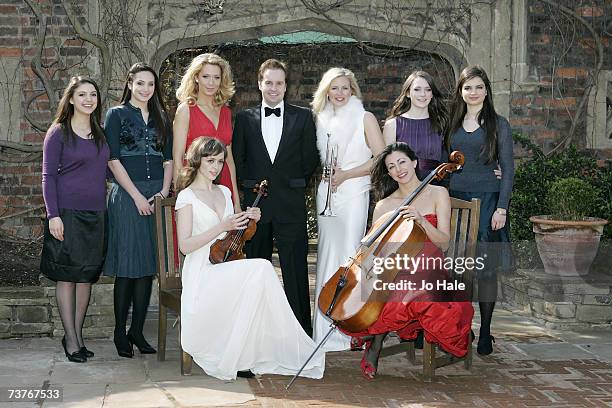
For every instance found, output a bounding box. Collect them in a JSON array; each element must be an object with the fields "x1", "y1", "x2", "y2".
[{"x1": 71, "y1": 122, "x2": 92, "y2": 139}]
